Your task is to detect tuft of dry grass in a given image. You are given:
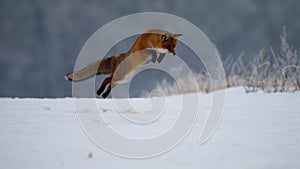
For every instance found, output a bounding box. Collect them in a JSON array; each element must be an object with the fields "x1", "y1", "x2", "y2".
[{"x1": 149, "y1": 28, "x2": 300, "y2": 96}]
